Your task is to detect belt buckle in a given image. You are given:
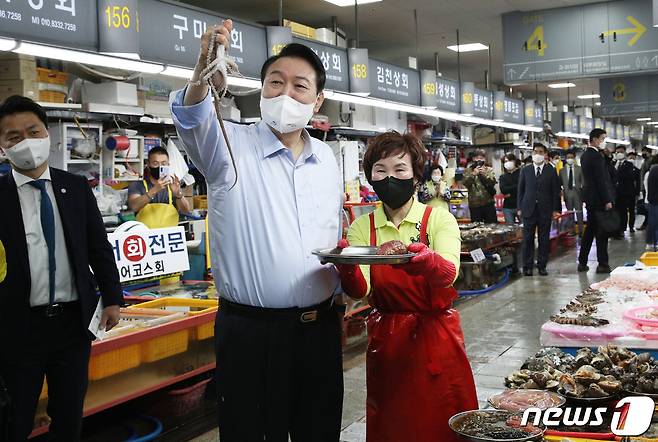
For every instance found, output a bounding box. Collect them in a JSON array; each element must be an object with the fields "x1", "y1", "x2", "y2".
[
  {"x1": 300, "y1": 310, "x2": 318, "y2": 323},
  {"x1": 45, "y1": 304, "x2": 63, "y2": 317}
]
